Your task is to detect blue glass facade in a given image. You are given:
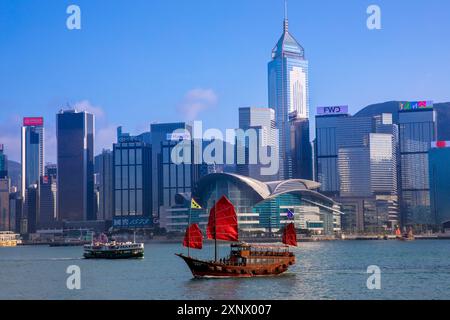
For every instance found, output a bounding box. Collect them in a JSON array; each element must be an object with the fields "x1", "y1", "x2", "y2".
[
  {"x1": 0, "y1": 145, "x2": 7, "y2": 179},
  {"x1": 429, "y1": 147, "x2": 450, "y2": 226},
  {"x1": 0, "y1": 178, "x2": 10, "y2": 231},
  {"x1": 21, "y1": 123, "x2": 44, "y2": 197},
  {"x1": 268, "y1": 19, "x2": 309, "y2": 180},
  {"x1": 113, "y1": 134, "x2": 152, "y2": 229},
  {"x1": 57, "y1": 111, "x2": 95, "y2": 222},
  {"x1": 316, "y1": 113, "x2": 399, "y2": 232},
  {"x1": 398, "y1": 109, "x2": 437, "y2": 226},
  {"x1": 150, "y1": 123, "x2": 191, "y2": 220}
]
